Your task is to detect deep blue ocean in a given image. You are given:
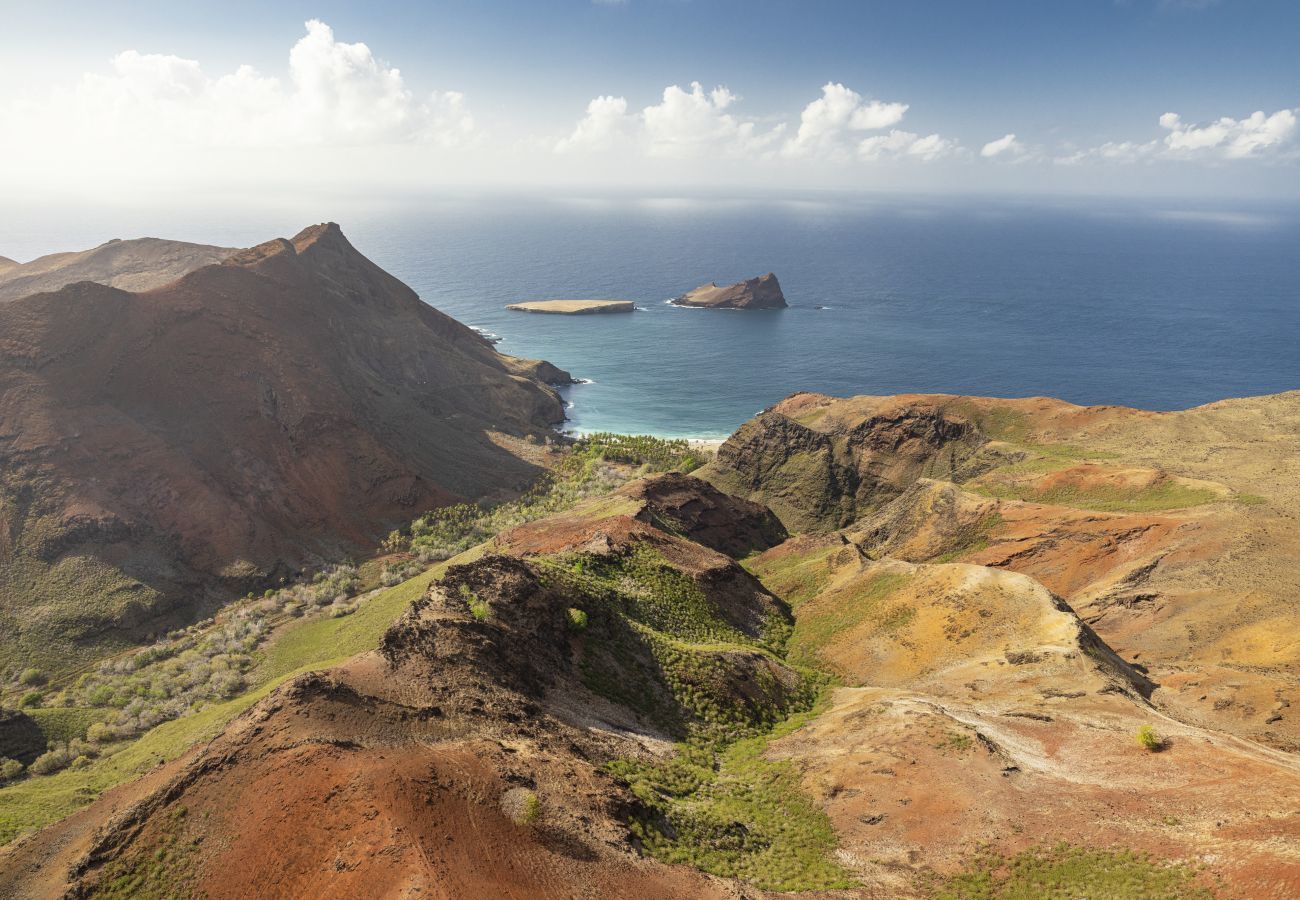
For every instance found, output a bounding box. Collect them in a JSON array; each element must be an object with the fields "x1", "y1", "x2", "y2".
[{"x1": 6, "y1": 194, "x2": 1299, "y2": 438}]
